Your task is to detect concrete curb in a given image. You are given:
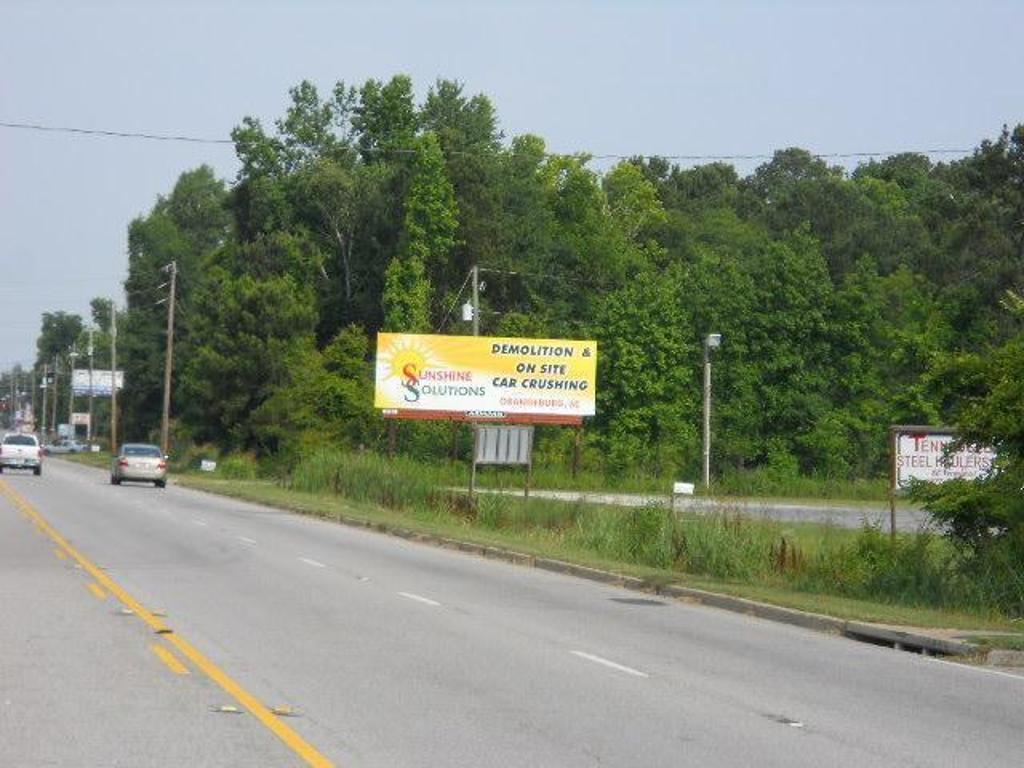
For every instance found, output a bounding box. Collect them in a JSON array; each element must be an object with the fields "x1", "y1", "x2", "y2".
[
  {"x1": 324, "y1": 506, "x2": 977, "y2": 657},
  {"x1": 171, "y1": 475, "x2": 978, "y2": 658}
]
